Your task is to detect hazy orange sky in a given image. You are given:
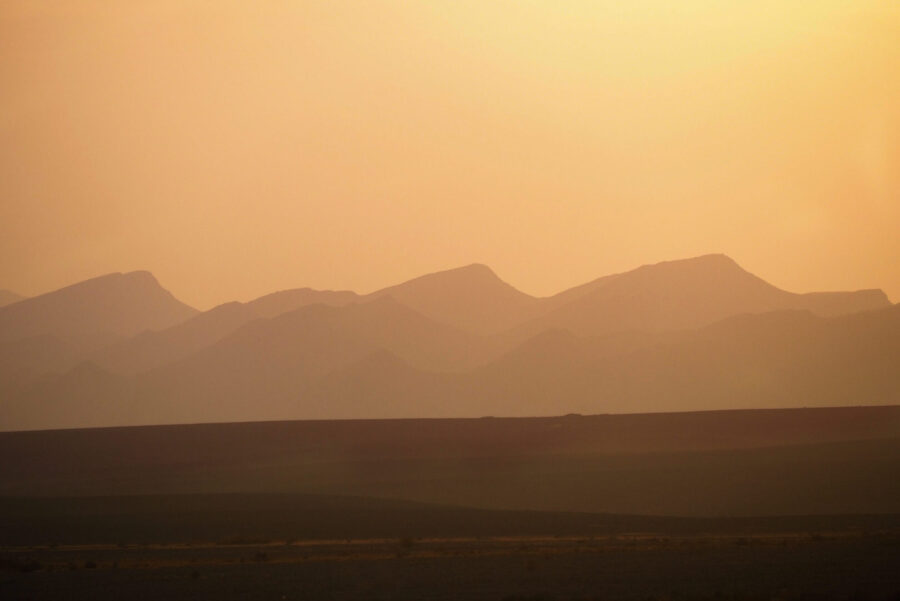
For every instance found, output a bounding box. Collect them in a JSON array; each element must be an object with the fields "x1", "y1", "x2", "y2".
[{"x1": 1, "y1": 1, "x2": 898, "y2": 309}]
